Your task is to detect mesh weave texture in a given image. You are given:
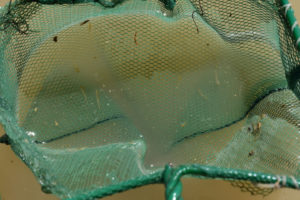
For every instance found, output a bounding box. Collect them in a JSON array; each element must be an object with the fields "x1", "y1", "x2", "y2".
[{"x1": 0, "y1": 0, "x2": 299, "y2": 199}]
